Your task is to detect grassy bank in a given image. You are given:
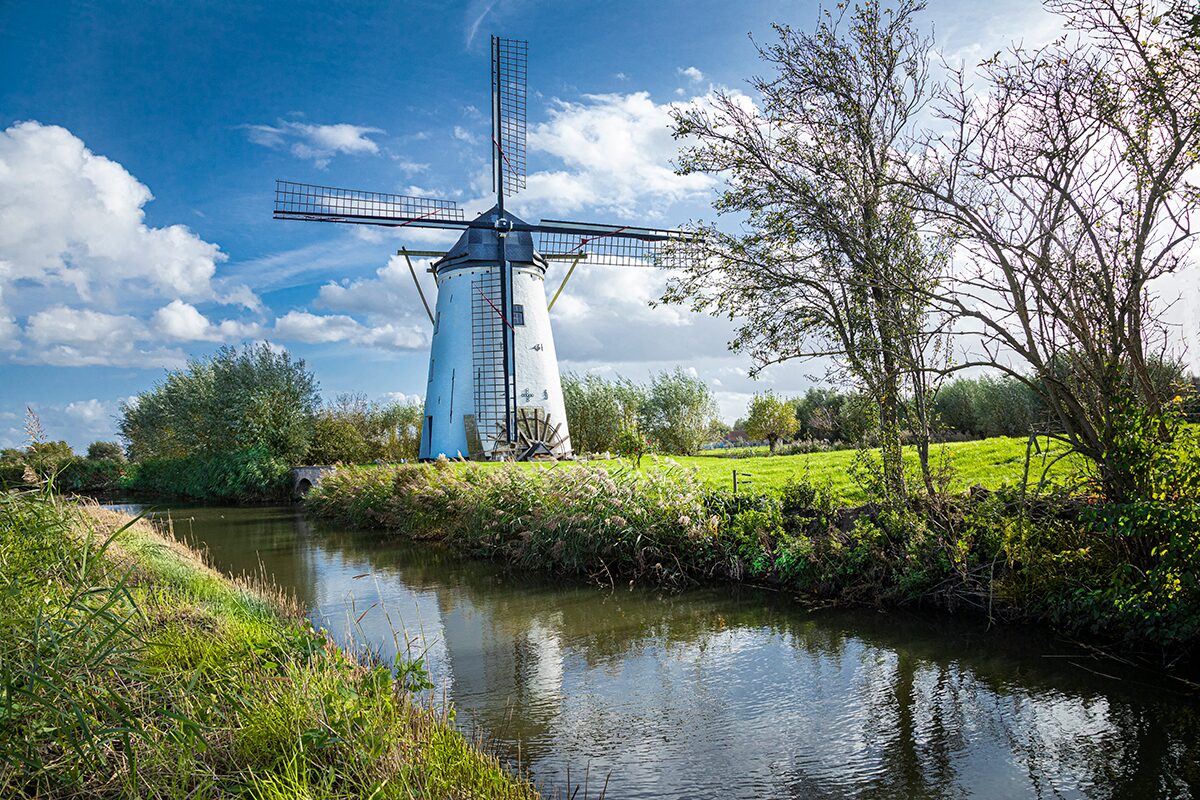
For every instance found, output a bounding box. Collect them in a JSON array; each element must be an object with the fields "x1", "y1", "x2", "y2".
[
  {"x1": 0, "y1": 489, "x2": 538, "y2": 799},
  {"x1": 307, "y1": 459, "x2": 1200, "y2": 667}
]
